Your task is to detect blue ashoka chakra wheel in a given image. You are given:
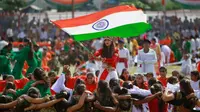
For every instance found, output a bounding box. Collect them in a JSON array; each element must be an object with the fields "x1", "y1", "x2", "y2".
[{"x1": 92, "y1": 19, "x2": 109, "y2": 31}]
